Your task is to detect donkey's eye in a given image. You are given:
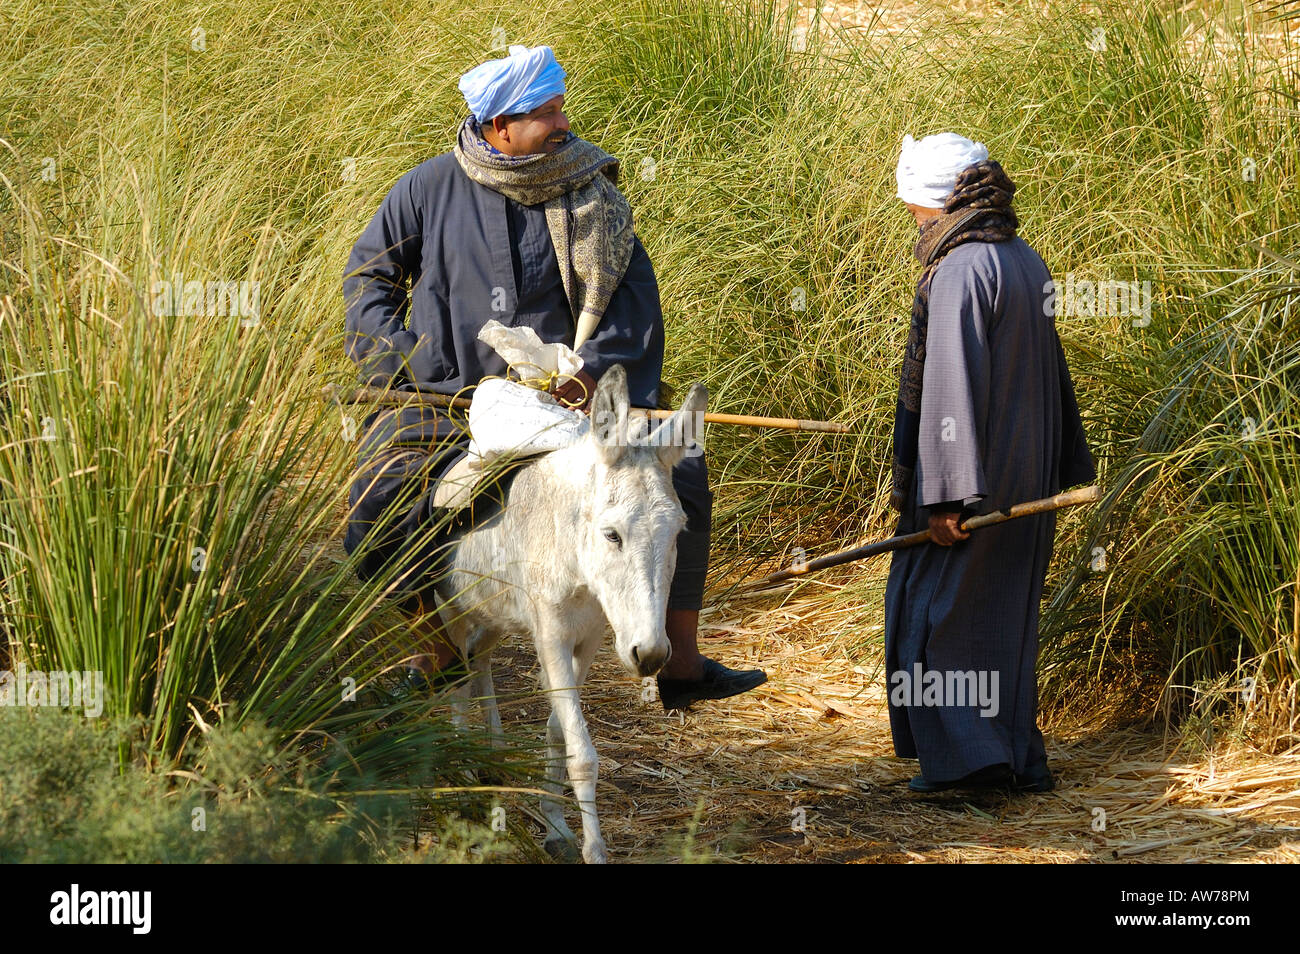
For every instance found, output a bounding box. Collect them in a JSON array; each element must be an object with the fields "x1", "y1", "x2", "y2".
[{"x1": 603, "y1": 528, "x2": 623, "y2": 548}]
